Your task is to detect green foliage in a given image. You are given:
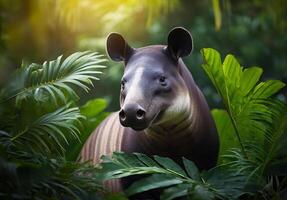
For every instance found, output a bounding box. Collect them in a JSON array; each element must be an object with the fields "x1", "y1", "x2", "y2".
[
  {"x1": 0, "y1": 52, "x2": 109, "y2": 199},
  {"x1": 3, "y1": 106, "x2": 84, "y2": 154},
  {"x1": 99, "y1": 48, "x2": 286, "y2": 199},
  {"x1": 201, "y1": 48, "x2": 287, "y2": 197},
  {"x1": 1, "y1": 51, "x2": 106, "y2": 106},
  {"x1": 202, "y1": 48, "x2": 286, "y2": 162},
  {"x1": 98, "y1": 152, "x2": 248, "y2": 200},
  {"x1": 0, "y1": 47, "x2": 285, "y2": 199},
  {"x1": 201, "y1": 48, "x2": 285, "y2": 153},
  {"x1": 0, "y1": 151, "x2": 102, "y2": 200}
]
